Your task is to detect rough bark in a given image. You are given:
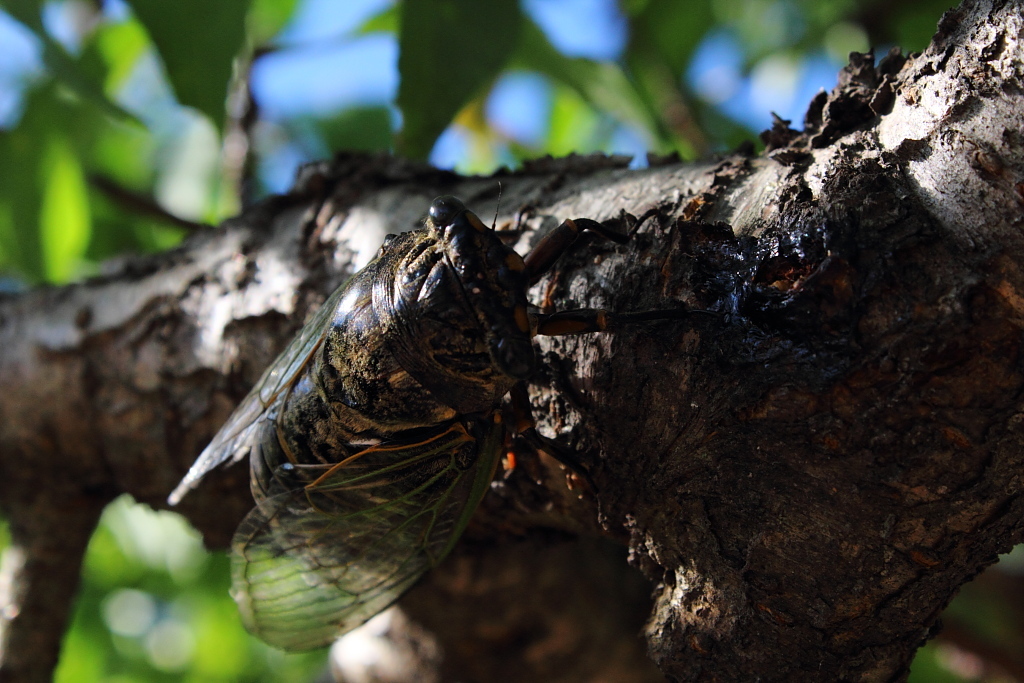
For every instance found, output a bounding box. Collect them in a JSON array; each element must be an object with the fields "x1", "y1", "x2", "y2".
[{"x1": 0, "y1": 0, "x2": 1022, "y2": 681}]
